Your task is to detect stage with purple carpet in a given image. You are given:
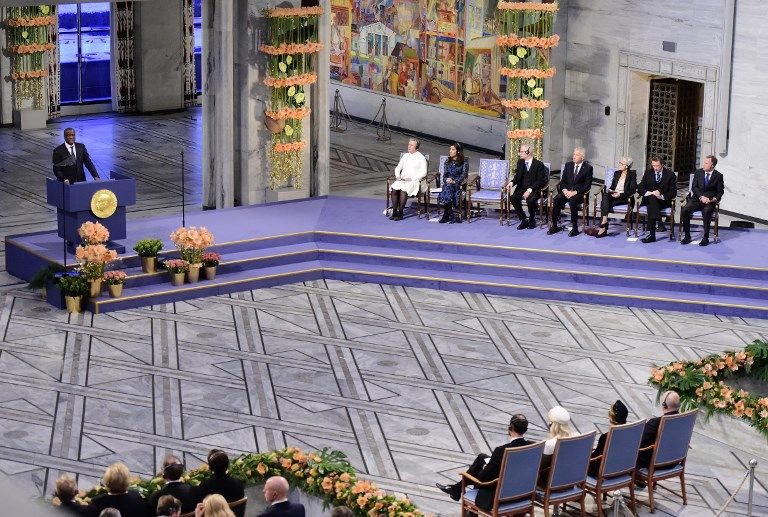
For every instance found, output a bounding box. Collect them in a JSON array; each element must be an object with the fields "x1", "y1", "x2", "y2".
[{"x1": 6, "y1": 196, "x2": 768, "y2": 318}]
